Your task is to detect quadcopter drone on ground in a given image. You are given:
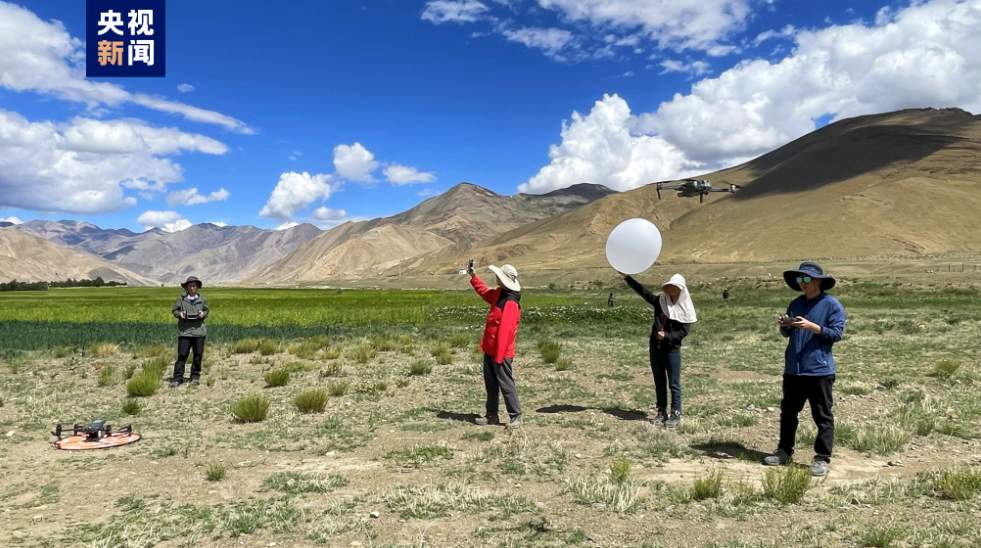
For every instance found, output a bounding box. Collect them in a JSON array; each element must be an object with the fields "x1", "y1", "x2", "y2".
[
  {"x1": 654, "y1": 178, "x2": 742, "y2": 203},
  {"x1": 51, "y1": 420, "x2": 141, "y2": 450}
]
